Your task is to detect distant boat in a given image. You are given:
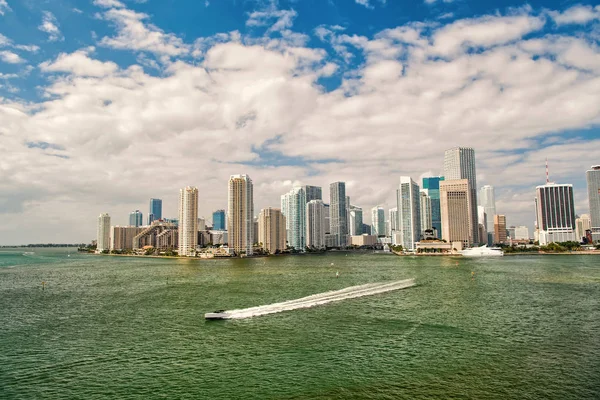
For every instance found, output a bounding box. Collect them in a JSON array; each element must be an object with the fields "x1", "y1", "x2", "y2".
[
  {"x1": 22, "y1": 252, "x2": 35, "y2": 256},
  {"x1": 461, "y1": 245, "x2": 504, "y2": 257},
  {"x1": 330, "y1": 262, "x2": 334, "y2": 266}
]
